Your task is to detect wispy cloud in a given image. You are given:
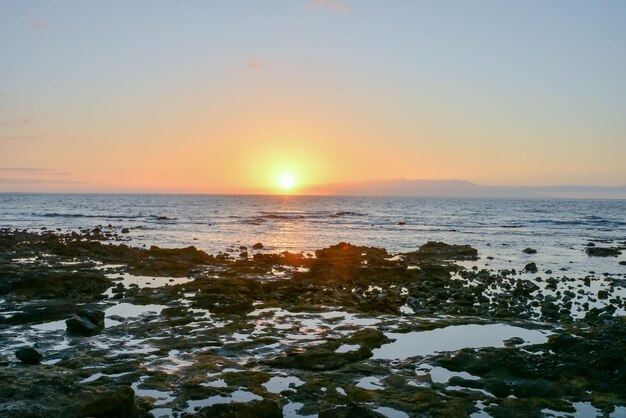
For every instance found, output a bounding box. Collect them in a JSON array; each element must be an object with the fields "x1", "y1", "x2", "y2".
[
  {"x1": 0, "y1": 167, "x2": 69, "y2": 176},
  {"x1": 0, "y1": 118, "x2": 33, "y2": 127},
  {"x1": 307, "y1": 0, "x2": 350, "y2": 14},
  {"x1": 0, "y1": 178, "x2": 86, "y2": 185}
]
